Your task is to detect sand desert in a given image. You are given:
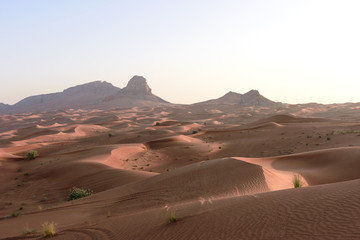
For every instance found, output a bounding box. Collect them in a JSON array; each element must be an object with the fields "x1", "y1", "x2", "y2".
[{"x1": 0, "y1": 77, "x2": 360, "y2": 239}]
